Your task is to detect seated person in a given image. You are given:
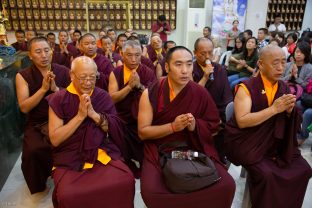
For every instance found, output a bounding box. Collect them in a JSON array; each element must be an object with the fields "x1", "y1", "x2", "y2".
[
  {"x1": 157, "y1": 40, "x2": 176, "y2": 78},
  {"x1": 224, "y1": 45, "x2": 312, "y2": 208},
  {"x1": 47, "y1": 56, "x2": 135, "y2": 208},
  {"x1": 228, "y1": 37, "x2": 259, "y2": 89},
  {"x1": 281, "y1": 41, "x2": 312, "y2": 90},
  {"x1": 78, "y1": 33, "x2": 114, "y2": 91},
  {"x1": 109, "y1": 40, "x2": 156, "y2": 176},
  {"x1": 145, "y1": 34, "x2": 166, "y2": 66},
  {"x1": 193, "y1": 37, "x2": 233, "y2": 164},
  {"x1": 11, "y1": 29, "x2": 27, "y2": 51},
  {"x1": 100, "y1": 35, "x2": 123, "y2": 68},
  {"x1": 138, "y1": 46, "x2": 235, "y2": 208},
  {"x1": 15, "y1": 37, "x2": 70, "y2": 194},
  {"x1": 114, "y1": 33, "x2": 128, "y2": 55}
]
